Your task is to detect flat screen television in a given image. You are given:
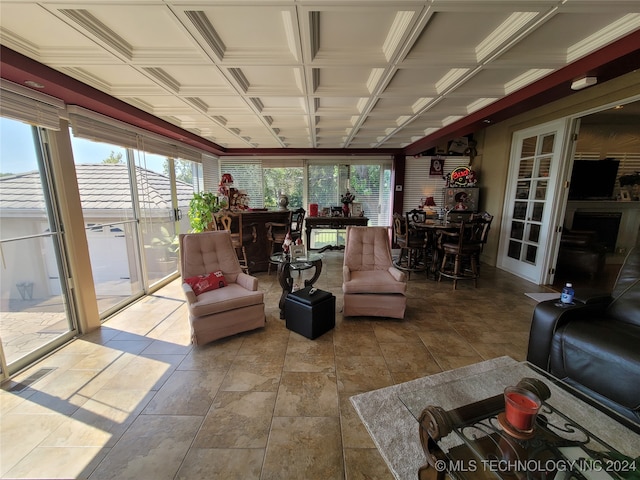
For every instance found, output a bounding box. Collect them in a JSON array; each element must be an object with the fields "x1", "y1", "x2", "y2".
[{"x1": 568, "y1": 159, "x2": 620, "y2": 200}]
